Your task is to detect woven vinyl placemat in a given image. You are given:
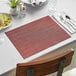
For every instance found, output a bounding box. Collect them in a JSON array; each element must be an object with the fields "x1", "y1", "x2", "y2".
[{"x1": 5, "y1": 16, "x2": 71, "y2": 59}]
